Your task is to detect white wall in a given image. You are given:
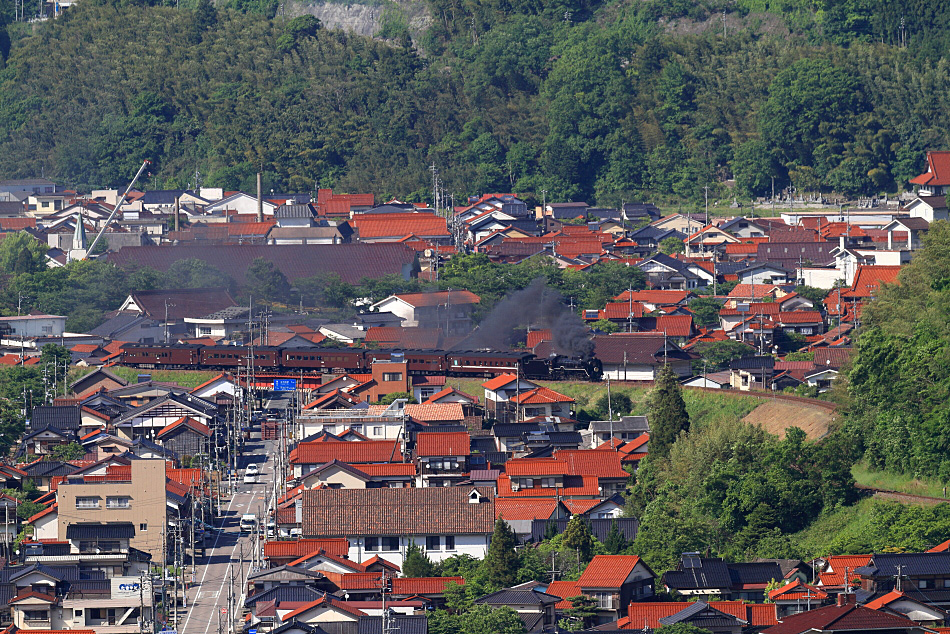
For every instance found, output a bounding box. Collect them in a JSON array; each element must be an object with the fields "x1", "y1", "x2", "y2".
[
  {"x1": 347, "y1": 533, "x2": 489, "y2": 566},
  {"x1": 798, "y1": 268, "x2": 844, "y2": 290}
]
